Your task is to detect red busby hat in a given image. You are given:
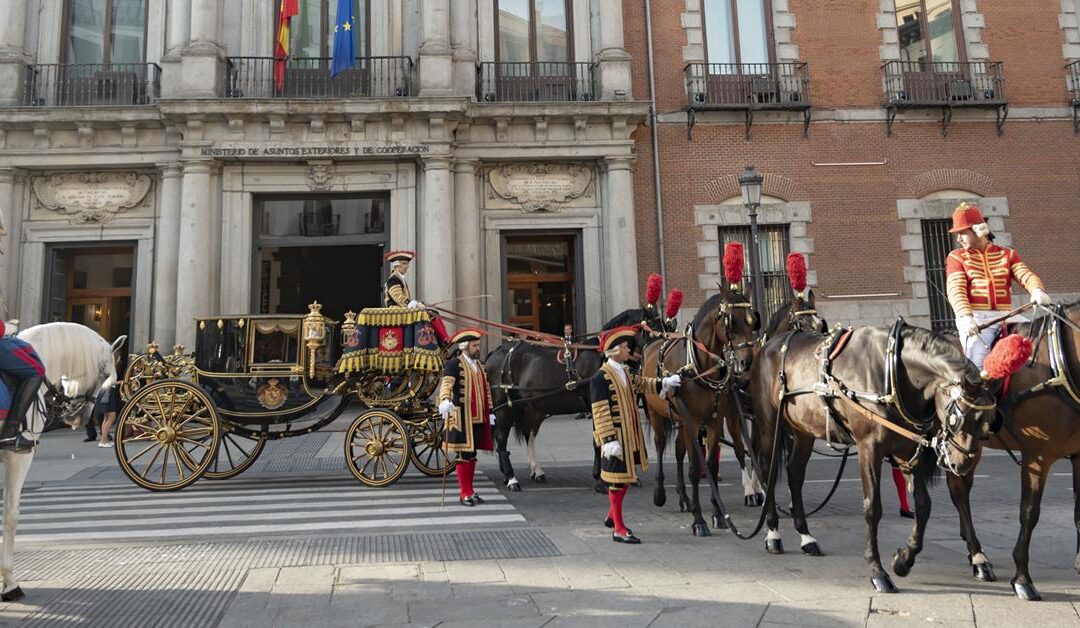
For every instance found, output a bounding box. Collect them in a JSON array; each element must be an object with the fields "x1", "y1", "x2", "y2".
[
  {"x1": 786, "y1": 253, "x2": 807, "y2": 294},
  {"x1": 384, "y1": 249, "x2": 415, "y2": 263},
  {"x1": 645, "y1": 273, "x2": 663, "y2": 308},
  {"x1": 949, "y1": 202, "x2": 988, "y2": 234},
  {"x1": 600, "y1": 325, "x2": 638, "y2": 355},
  {"x1": 665, "y1": 289, "x2": 683, "y2": 321},
  {"x1": 723, "y1": 242, "x2": 745, "y2": 287},
  {"x1": 450, "y1": 328, "x2": 485, "y2": 345}
]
